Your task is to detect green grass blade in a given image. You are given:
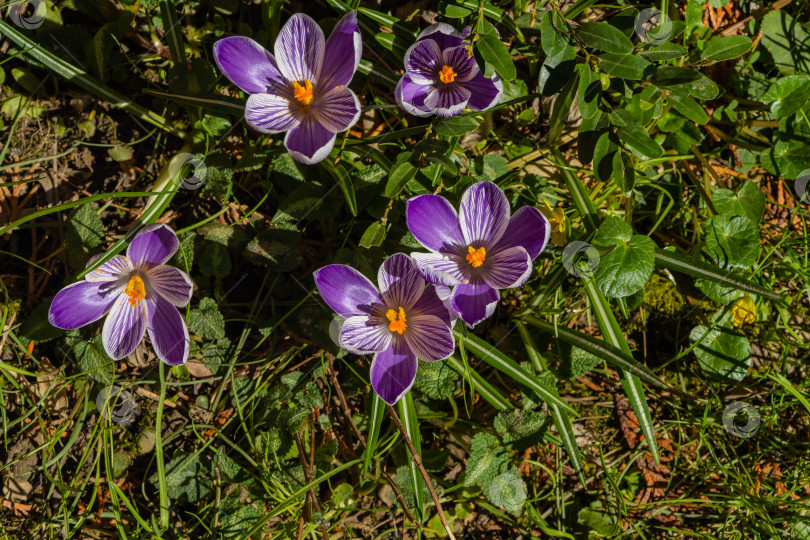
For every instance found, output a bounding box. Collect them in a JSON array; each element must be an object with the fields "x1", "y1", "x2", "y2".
[
  {"x1": 363, "y1": 393, "x2": 386, "y2": 473},
  {"x1": 398, "y1": 393, "x2": 424, "y2": 520},
  {"x1": 517, "y1": 324, "x2": 587, "y2": 486},
  {"x1": 522, "y1": 315, "x2": 667, "y2": 389},
  {"x1": 549, "y1": 149, "x2": 600, "y2": 232},
  {"x1": 159, "y1": 0, "x2": 185, "y2": 65},
  {"x1": 654, "y1": 248, "x2": 782, "y2": 302},
  {"x1": 0, "y1": 21, "x2": 184, "y2": 138},
  {"x1": 145, "y1": 89, "x2": 245, "y2": 117},
  {"x1": 446, "y1": 355, "x2": 512, "y2": 411},
  {"x1": 454, "y1": 330, "x2": 577, "y2": 415},
  {"x1": 583, "y1": 278, "x2": 660, "y2": 464},
  {"x1": 322, "y1": 160, "x2": 358, "y2": 216}
]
